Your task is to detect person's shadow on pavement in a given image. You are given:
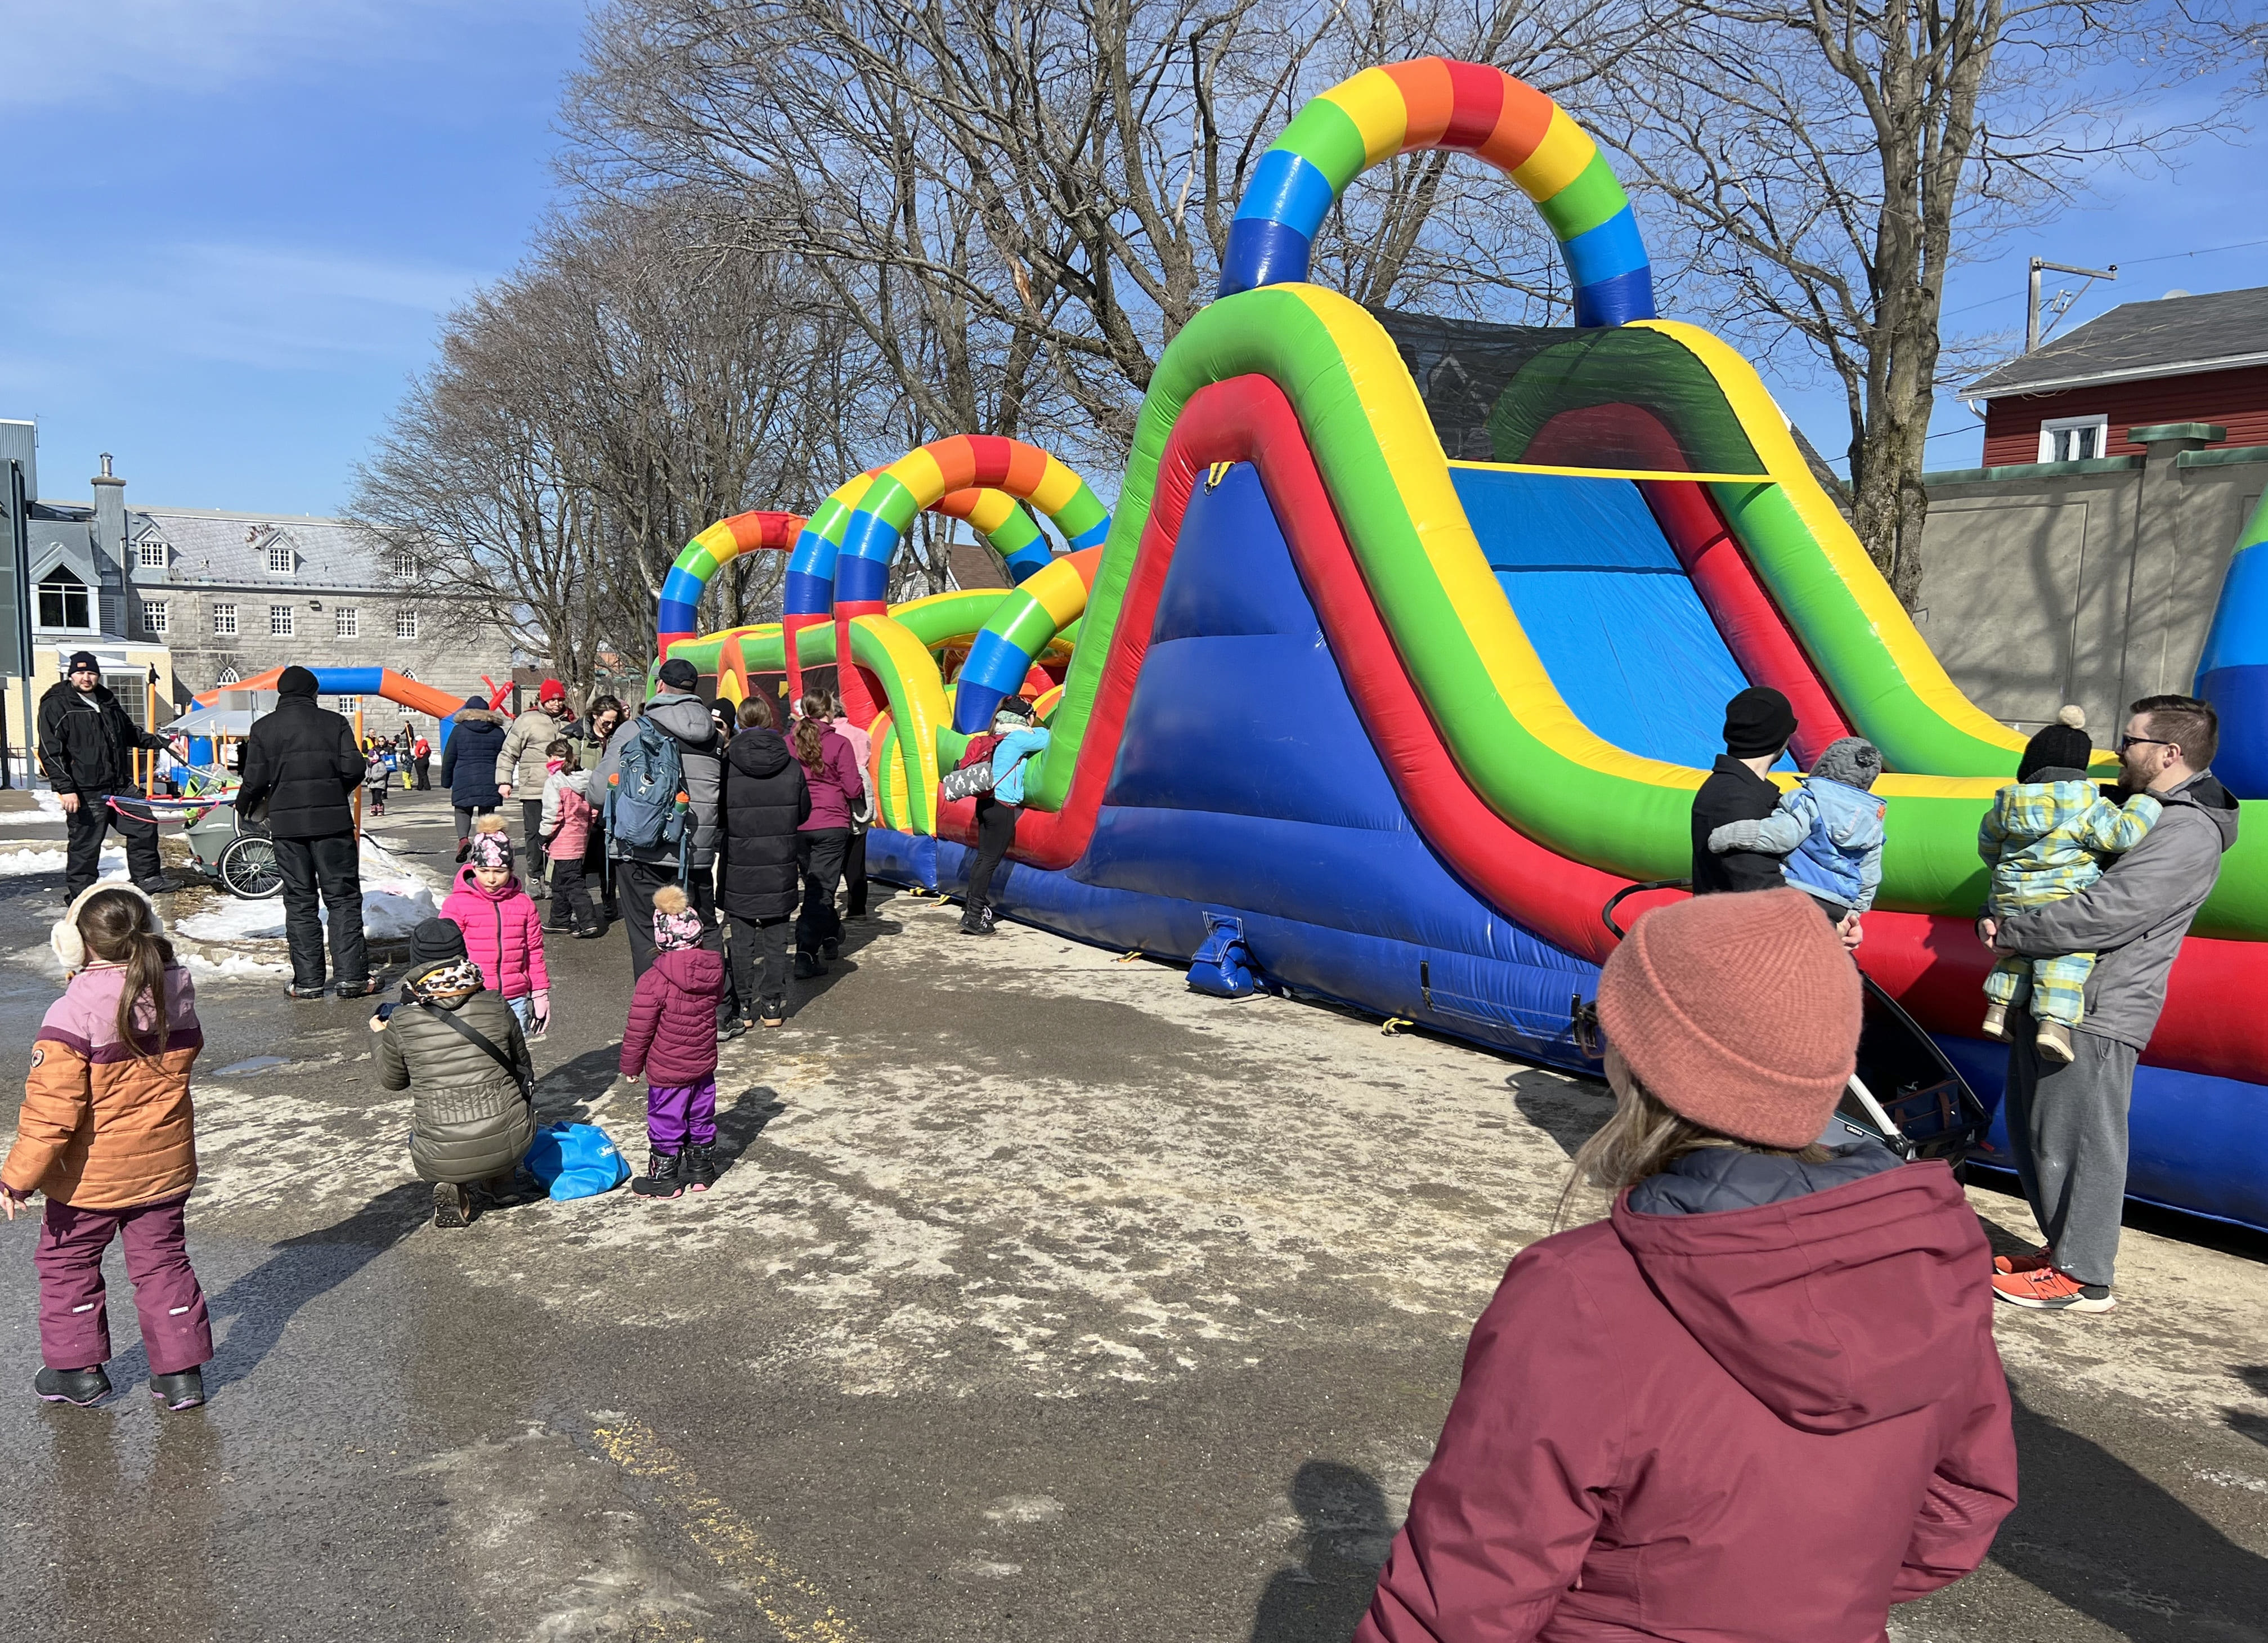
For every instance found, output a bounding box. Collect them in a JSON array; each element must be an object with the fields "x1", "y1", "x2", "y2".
[{"x1": 1249, "y1": 1460, "x2": 1393, "y2": 1643}]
